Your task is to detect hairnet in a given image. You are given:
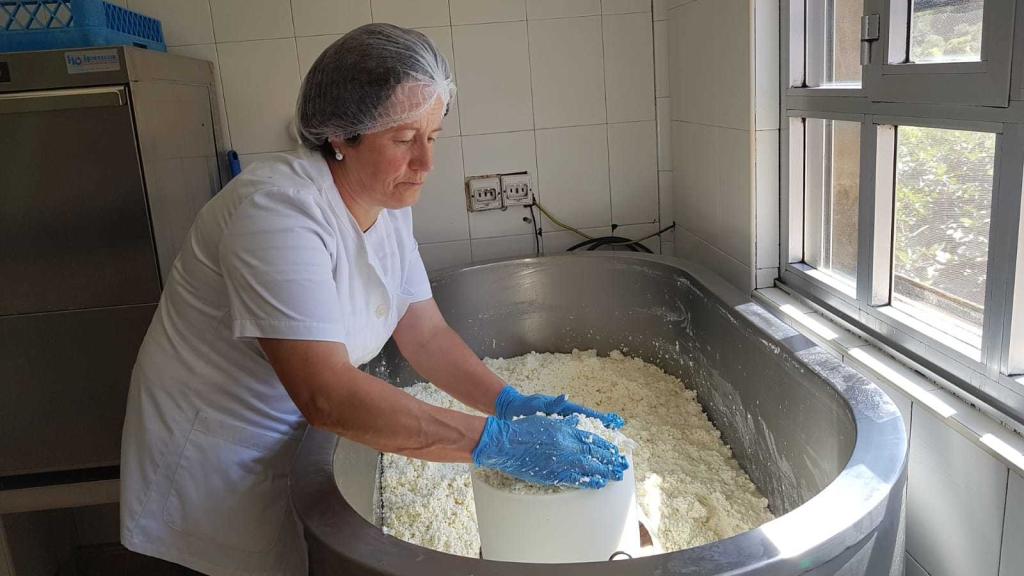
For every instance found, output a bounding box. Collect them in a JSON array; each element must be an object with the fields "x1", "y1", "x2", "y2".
[{"x1": 296, "y1": 23, "x2": 456, "y2": 149}]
